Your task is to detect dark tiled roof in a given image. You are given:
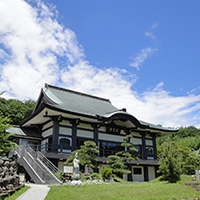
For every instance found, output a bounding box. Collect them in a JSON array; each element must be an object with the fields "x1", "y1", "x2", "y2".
[
  {"x1": 31, "y1": 84, "x2": 178, "y2": 132},
  {"x1": 43, "y1": 84, "x2": 118, "y2": 117}
]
